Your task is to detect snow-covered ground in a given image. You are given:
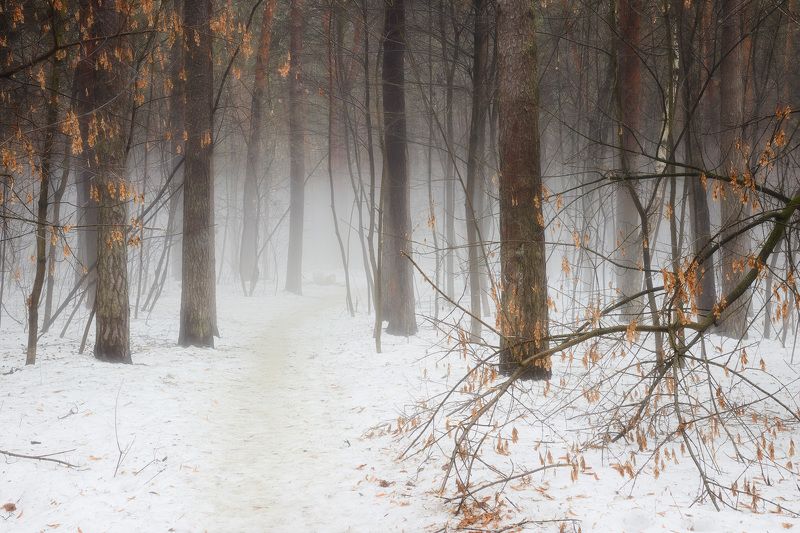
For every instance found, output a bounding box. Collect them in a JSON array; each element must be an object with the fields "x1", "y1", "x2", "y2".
[{"x1": 1, "y1": 280, "x2": 799, "y2": 532}]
